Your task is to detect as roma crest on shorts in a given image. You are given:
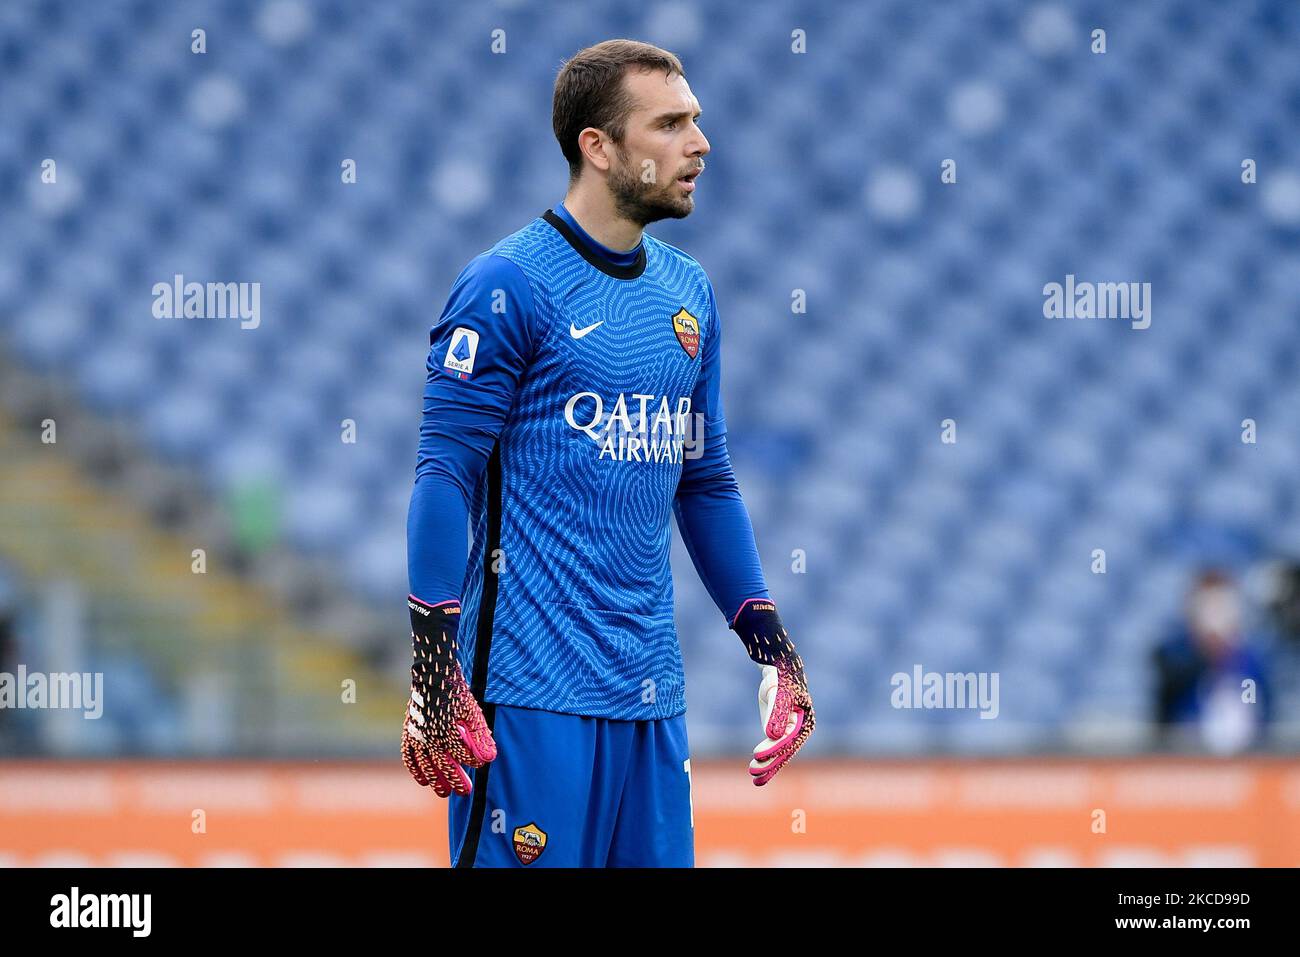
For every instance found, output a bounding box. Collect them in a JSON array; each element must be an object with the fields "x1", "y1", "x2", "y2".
[
  {"x1": 512, "y1": 822, "x2": 548, "y2": 865},
  {"x1": 672, "y1": 306, "x2": 701, "y2": 359}
]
